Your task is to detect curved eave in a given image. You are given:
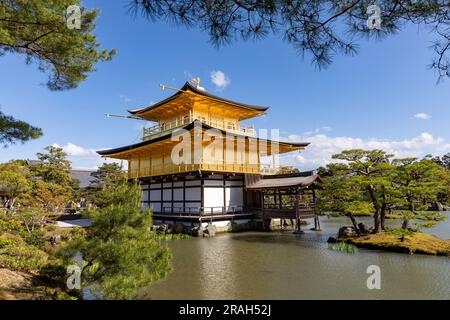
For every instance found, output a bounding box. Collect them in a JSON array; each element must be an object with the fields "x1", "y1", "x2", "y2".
[
  {"x1": 97, "y1": 121, "x2": 309, "y2": 158},
  {"x1": 246, "y1": 174, "x2": 324, "y2": 190},
  {"x1": 128, "y1": 82, "x2": 269, "y2": 117}
]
